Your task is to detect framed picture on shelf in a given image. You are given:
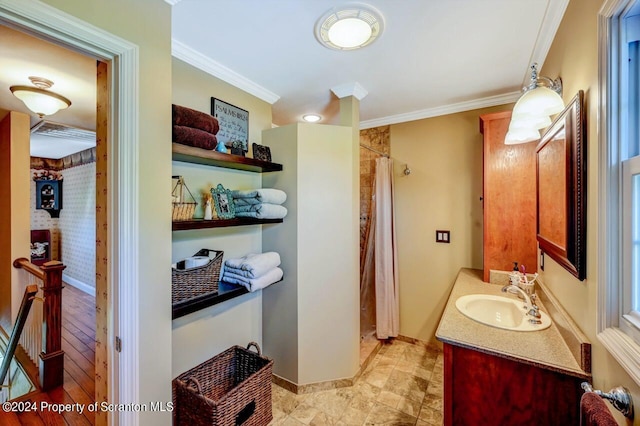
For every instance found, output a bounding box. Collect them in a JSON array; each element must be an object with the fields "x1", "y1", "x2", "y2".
[
  {"x1": 252, "y1": 143, "x2": 272, "y2": 162},
  {"x1": 211, "y1": 184, "x2": 235, "y2": 219},
  {"x1": 211, "y1": 97, "x2": 249, "y2": 154}
]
